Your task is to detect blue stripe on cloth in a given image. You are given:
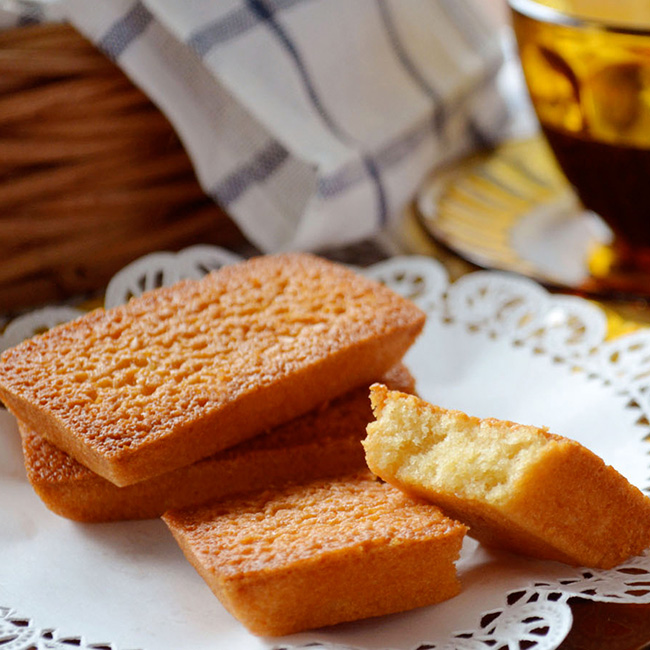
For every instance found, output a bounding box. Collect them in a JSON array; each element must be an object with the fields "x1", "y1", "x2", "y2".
[
  {"x1": 376, "y1": 0, "x2": 449, "y2": 135},
  {"x1": 98, "y1": 1, "x2": 153, "y2": 60},
  {"x1": 362, "y1": 157, "x2": 388, "y2": 223},
  {"x1": 187, "y1": 0, "x2": 310, "y2": 58},
  {"x1": 319, "y1": 122, "x2": 434, "y2": 202},
  {"x1": 245, "y1": 0, "x2": 349, "y2": 143},
  {"x1": 16, "y1": 2, "x2": 45, "y2": 26},
  {"x1": 245, "y1": 0, "x2": 388, "y2": 226},
  {"x1": 318, "y1": 117, "x2": 432, "y2": 199},
  {"x1": 317, "y1": 163, "x2": 367, "y2": 199},
  {"x1": 377, "y1": 0, "x2": 504, "y2": 150},
  {"x1": 378, "y1": 1, "x2": 454, "y2": 137},
  {"x1": 266, "y1": 0, "x2": 313, "y2": 12},
  {"x1": 187, "y1": 0, "x2": 390, "y2": 221},
  {"x1": 376, "y1": 1, "x2": 444, "y2": 111},
  {"x1": 374, "y1": 117, "x2": 432, "y2": 169},
  {"x1": 210, "y1": 140, "x2": 289, "y2": 207},
  {"x1": 187, "y1": 7, "x2": 259, "y2": 57}
]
